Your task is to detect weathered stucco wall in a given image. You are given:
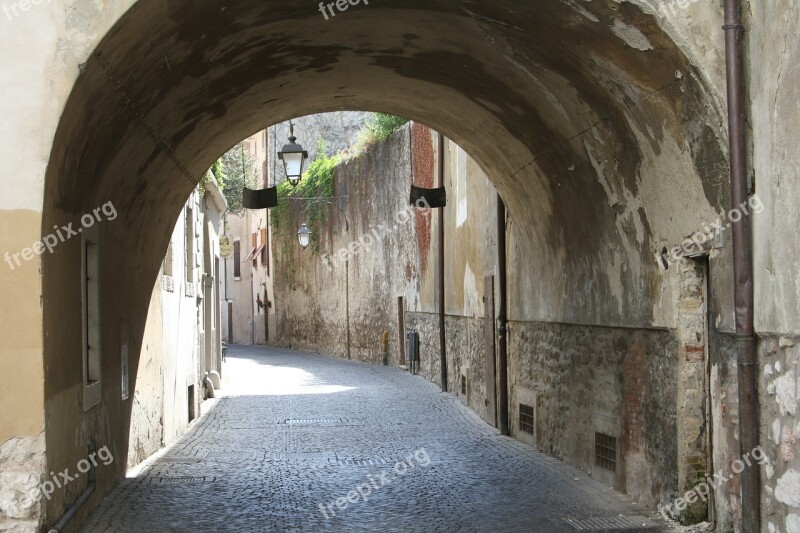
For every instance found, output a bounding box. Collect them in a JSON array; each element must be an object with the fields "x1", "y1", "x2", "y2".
[
  {"x1": 127, "y1": 280, "x2": 165, "y2": 470},
  {"x1": 274, "y1": 125, "x2": 422, "y2": 363}
]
